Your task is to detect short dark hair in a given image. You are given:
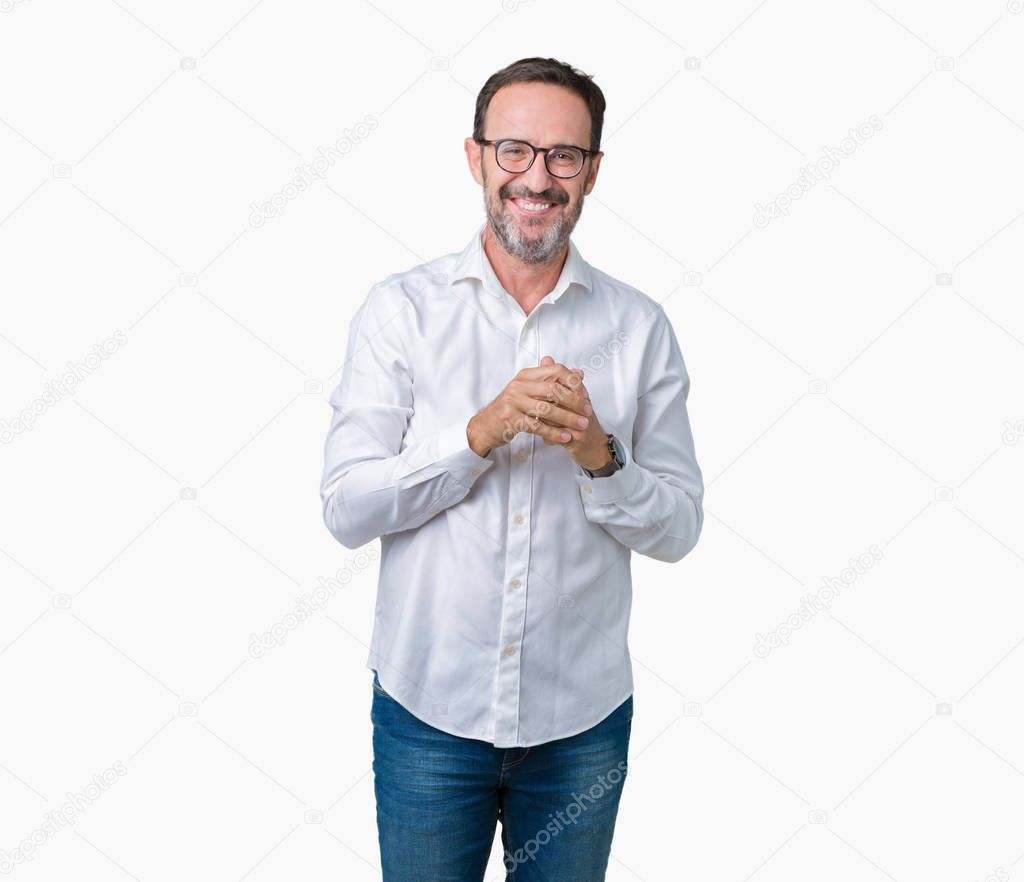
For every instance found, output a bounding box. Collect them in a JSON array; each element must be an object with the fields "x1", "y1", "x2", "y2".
[{"x1": 473, "y1": 57, "x2": 606, "y2": 154}]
